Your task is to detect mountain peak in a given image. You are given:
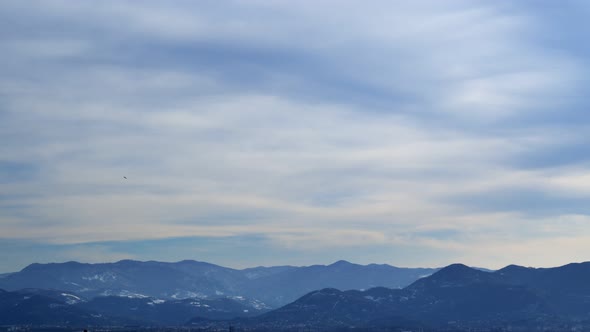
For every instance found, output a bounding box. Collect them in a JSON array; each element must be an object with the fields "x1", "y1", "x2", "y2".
[
  {"x1": 329, "y1": 260, "x2": 353, "y2": 267},
  {"x1": 410, "y1": 263, "x2": 490, "y2": 287},
  {"x1": 317, "y1": 287, "x2": 342, "y2": 294},
  {"x1": 497, "y1": 264, "x2": 530, "y2": 273},
  {"x1": 434, "y1": 263, "x2": 475, "y2": 275},
  {"x1": 442, "y1": 263, "x2": 487, "y2": 275}
]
